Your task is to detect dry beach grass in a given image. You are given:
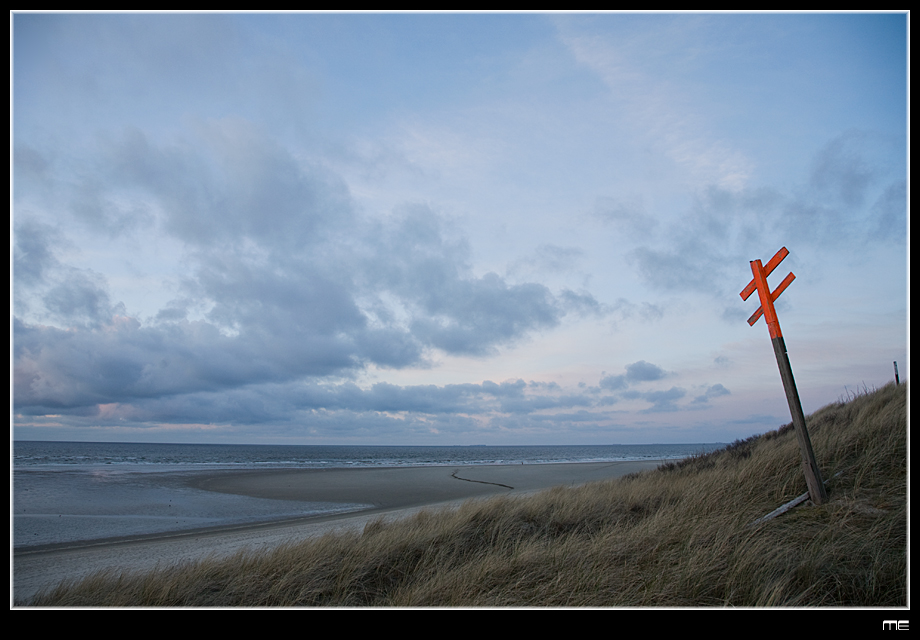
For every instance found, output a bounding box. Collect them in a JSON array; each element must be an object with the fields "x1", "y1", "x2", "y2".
[{"x1": 26, "y1": 382, "x2": 907, "y2": 607}]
